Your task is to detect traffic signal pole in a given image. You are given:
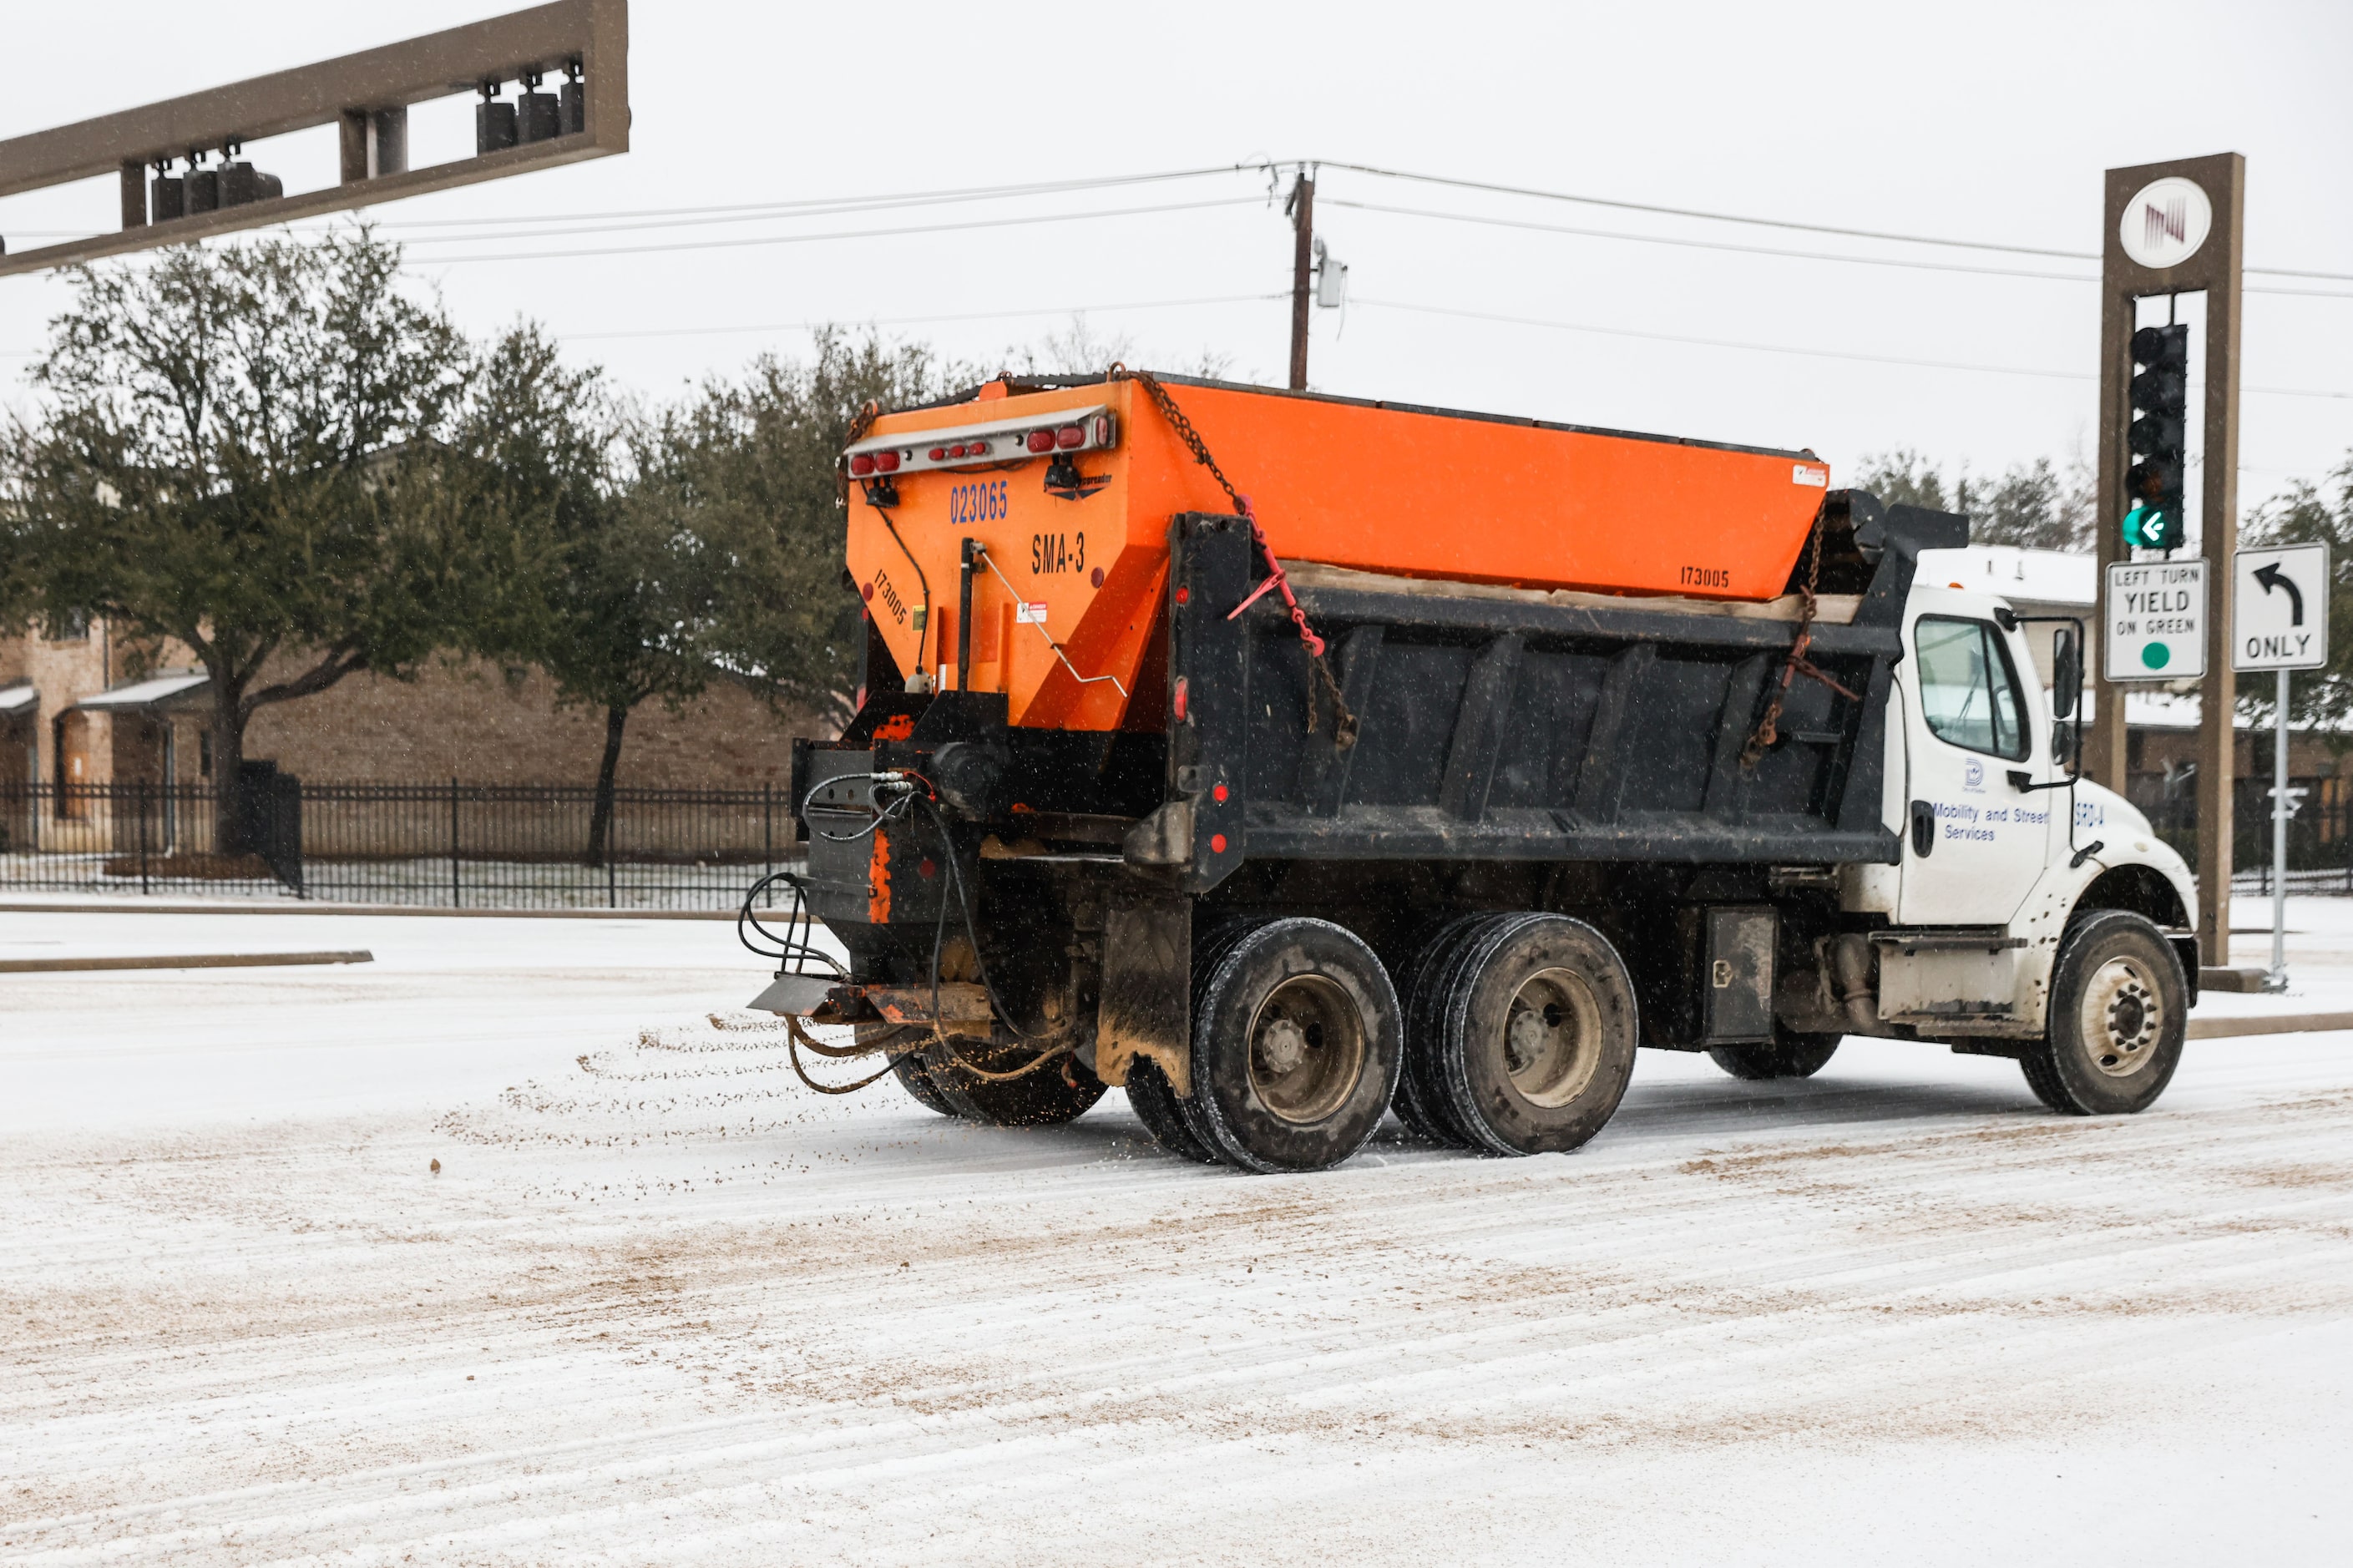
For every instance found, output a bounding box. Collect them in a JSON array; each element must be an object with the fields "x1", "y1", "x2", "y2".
[{"x1": 2089, "y1": 153, "x2": 2246, "y2": 969}]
